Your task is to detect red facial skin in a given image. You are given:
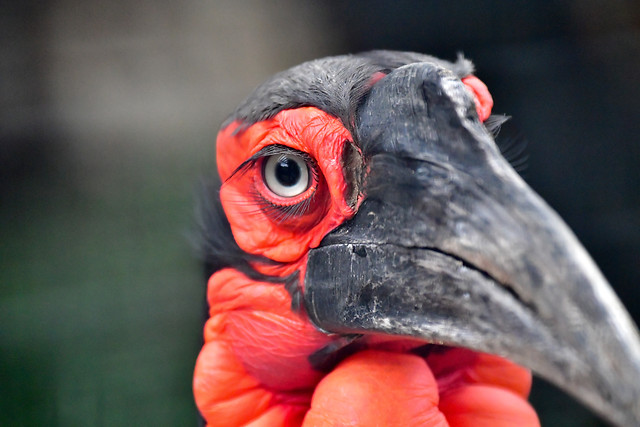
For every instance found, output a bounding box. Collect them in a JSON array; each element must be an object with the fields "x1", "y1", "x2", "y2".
[
  {"x1": 194, "y1": 80, "x2": 539, "y2": 426},
  {"x1": 216, "y1": 107, "x2": 356, "y2": 263}
]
